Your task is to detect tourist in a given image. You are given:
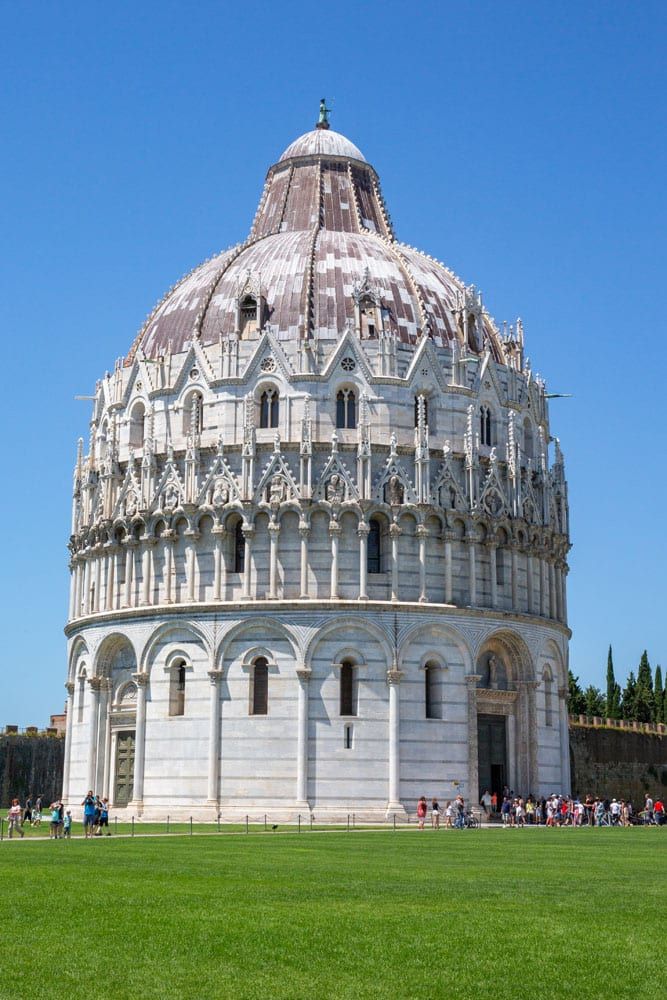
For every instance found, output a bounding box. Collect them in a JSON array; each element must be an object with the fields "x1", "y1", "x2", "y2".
[
  {"x1": 490, "y1": 790, "x2": 498, "y2": 814},
  {"x1": 644, "y1": 795, "x2": 654, "y2": 824},
  {"x1": 431, "y1": 798, "x2": 440, "y2": 830},
  {"x1": 416, "y1": 796, "x2": 427, "y2": 829},
  {"x1": 32, "y1": 801, "x2": 42, "y2": 827},
  {"x1": 454, "y1": 795, "x2": 465, "y2": 829},
  {"x1": 23, "y1": 796, "x2": 33, "y2": 827},
  {"x1": 610, "y1": 799, "x2": 621, "y2": 825},
  {"x1": 7, "y1": 799, "x2": 25, "y2": 838},
  {"x1": 654, "y1": 798, "x2": 664, "y2": 825},
  {"x1": 500, "y1": 796, "x2": 511, "y2": 827},
  {"x1": 98, "y1": 798, "x2": 110, "y2": 835},
  {"x1": 480, "y1": 789, "x2": 491, "y2": 817},
  {"x1": 82, "y1": 790, "x2": 97, "y2": 839},
  {"x1": 49, "y1": 801, "x2": 61, "y2": 839},
  {"x1": 63, "y1": 811, "x2": 72, "y2": 838},
  {"x1": 444, "y1": 801, "x2": 454, "y2": 829}
]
